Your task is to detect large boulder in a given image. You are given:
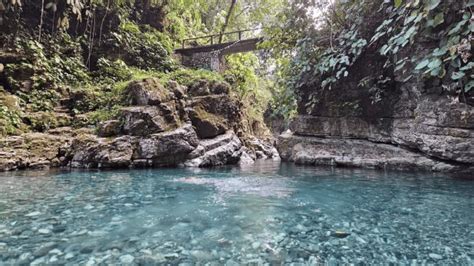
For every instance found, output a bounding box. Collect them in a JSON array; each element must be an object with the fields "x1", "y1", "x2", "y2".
[
  {"x1": 185, "y1": 131, "x2": 243, "y2": 167},
  {"x1": 120, "y1": 105, "x2": 179, "y2": 136},
  {"x1": 188, "y1": 106, "x2": 227, "y2": 139},
  {"x1": 69, "y1": 134, "x2": 135, "y2": 169},
  {"x1": 134, "y1": 124, "x2": 199, "y2": 166},
  {"x1": 188, "y1": 94, "x2": 242, "y2": 133},
  {"x1": 167, "y1": 80, "x2": 187, "y2": 99},
  {"x1": 277, "y1": 131, "x2": 469, "y2": 172},
  {"x1": 245, "y1": 136, "x2": 280, "y2": 160},
  {"x1": 97, "y1": 120, "x2": 122, "y2": 137},
  {"x1": 188, "y1": 79, "x2": 211, "y2": 97},
  {"x1": 209, "y1": 80, "x2": 231, "y2": 95},
  {"x1": 123, "y1": 78, "x2": 174, "y2": 105},
  {"x1": 0, "y1": 131, "x2": 73, "y2": 171}
]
